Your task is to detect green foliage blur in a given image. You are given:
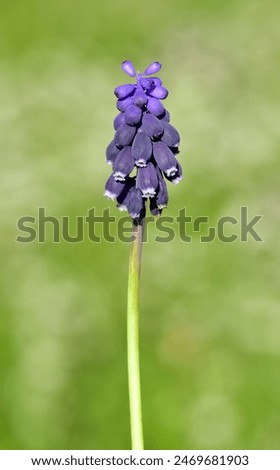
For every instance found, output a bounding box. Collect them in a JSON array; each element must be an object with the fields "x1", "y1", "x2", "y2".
[{"x1": 1, "y1": 0, "x2": 280, "y2": 450}]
